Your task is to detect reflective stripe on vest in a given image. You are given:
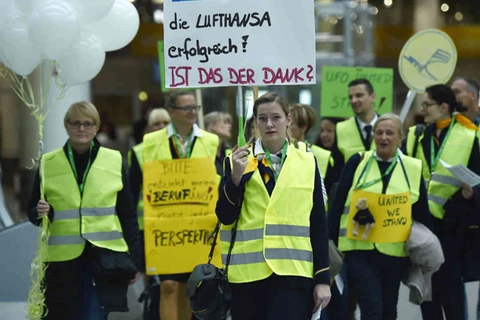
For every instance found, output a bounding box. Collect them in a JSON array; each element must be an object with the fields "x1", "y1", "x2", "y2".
[
  {"x1": 42, "y1": 147, "x2": 128, "y2": 262},
  {"x1": 406, "y1": 123, "x2": 474, "y2": 219},
  {"x1": 220, "y1": 146, "x2": 315, "y2": 283},
  {"x1": 220, "y1": 226, "x2": 312, "y2": 265},
  {"x1": 49, "y1": 231, "x2": 124, "y2": 245},
  {"x1": 338, "y1": 151, "x2": 422, "y2": 257},
  {"x1": 336, "y1": 118, "x2": 374, "y2": 163}
]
